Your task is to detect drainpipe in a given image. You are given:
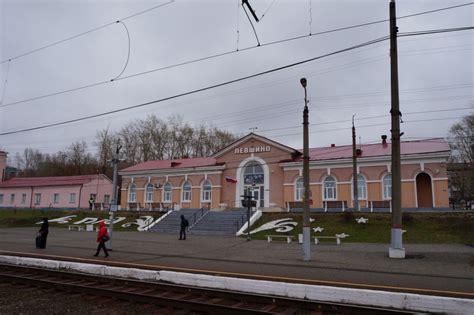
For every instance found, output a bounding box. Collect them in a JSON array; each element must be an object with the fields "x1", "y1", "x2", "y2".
[
  {"x1": 78, "y1": 184, "x2": 83, "y2": 210},
  {"x1": 29, "y1": 187, "x2": 34, "y2": 209}
]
